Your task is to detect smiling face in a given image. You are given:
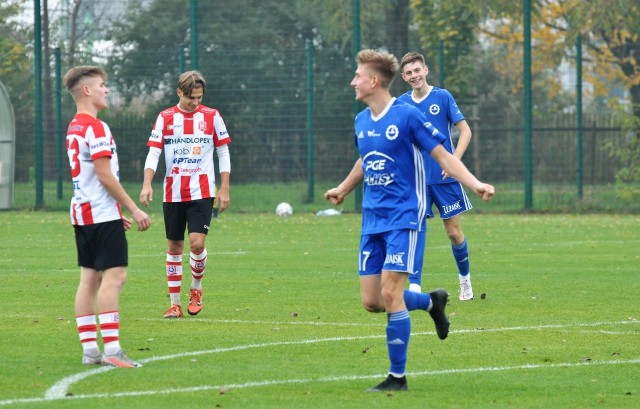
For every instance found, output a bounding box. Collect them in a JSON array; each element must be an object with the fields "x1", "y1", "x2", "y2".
[
  {"x1": 401, "y1": 60, "x2": 429, "y2": 91},
  {"x1": 350, "y1": 64, "x2": 376, "y2": 102}
]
